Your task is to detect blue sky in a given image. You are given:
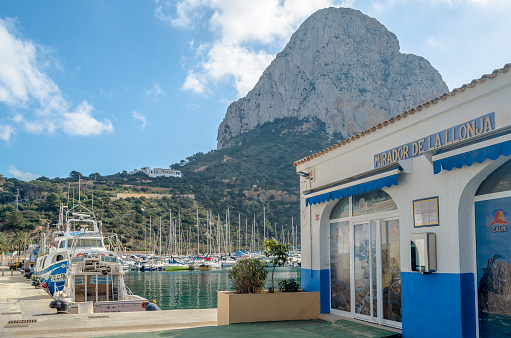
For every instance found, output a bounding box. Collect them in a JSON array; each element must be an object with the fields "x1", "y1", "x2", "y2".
[{"x1": 1, "y1": 0, "x2": 510, "y2": 180}]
